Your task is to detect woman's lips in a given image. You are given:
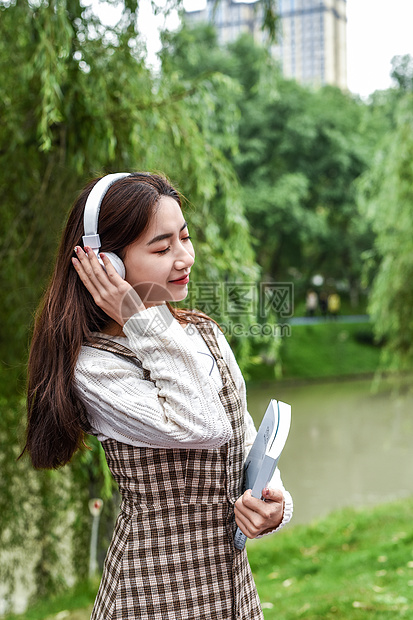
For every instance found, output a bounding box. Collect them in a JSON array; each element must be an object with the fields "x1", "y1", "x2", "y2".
[{"x1": 169, "y1": 274, "x2": 189, "y2": 284}]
